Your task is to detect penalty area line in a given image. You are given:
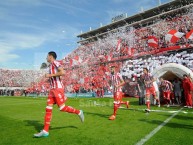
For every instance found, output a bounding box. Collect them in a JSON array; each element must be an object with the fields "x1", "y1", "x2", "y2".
[{"x1": 135, "y1": 108, "x2": 183, "y2": 145}]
